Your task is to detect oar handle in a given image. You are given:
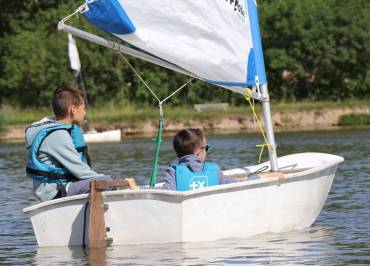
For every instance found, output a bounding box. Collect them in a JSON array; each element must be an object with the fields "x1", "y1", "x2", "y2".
[{"x1": 93, "y1": 178, "x2": 137, "y2": 191}]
